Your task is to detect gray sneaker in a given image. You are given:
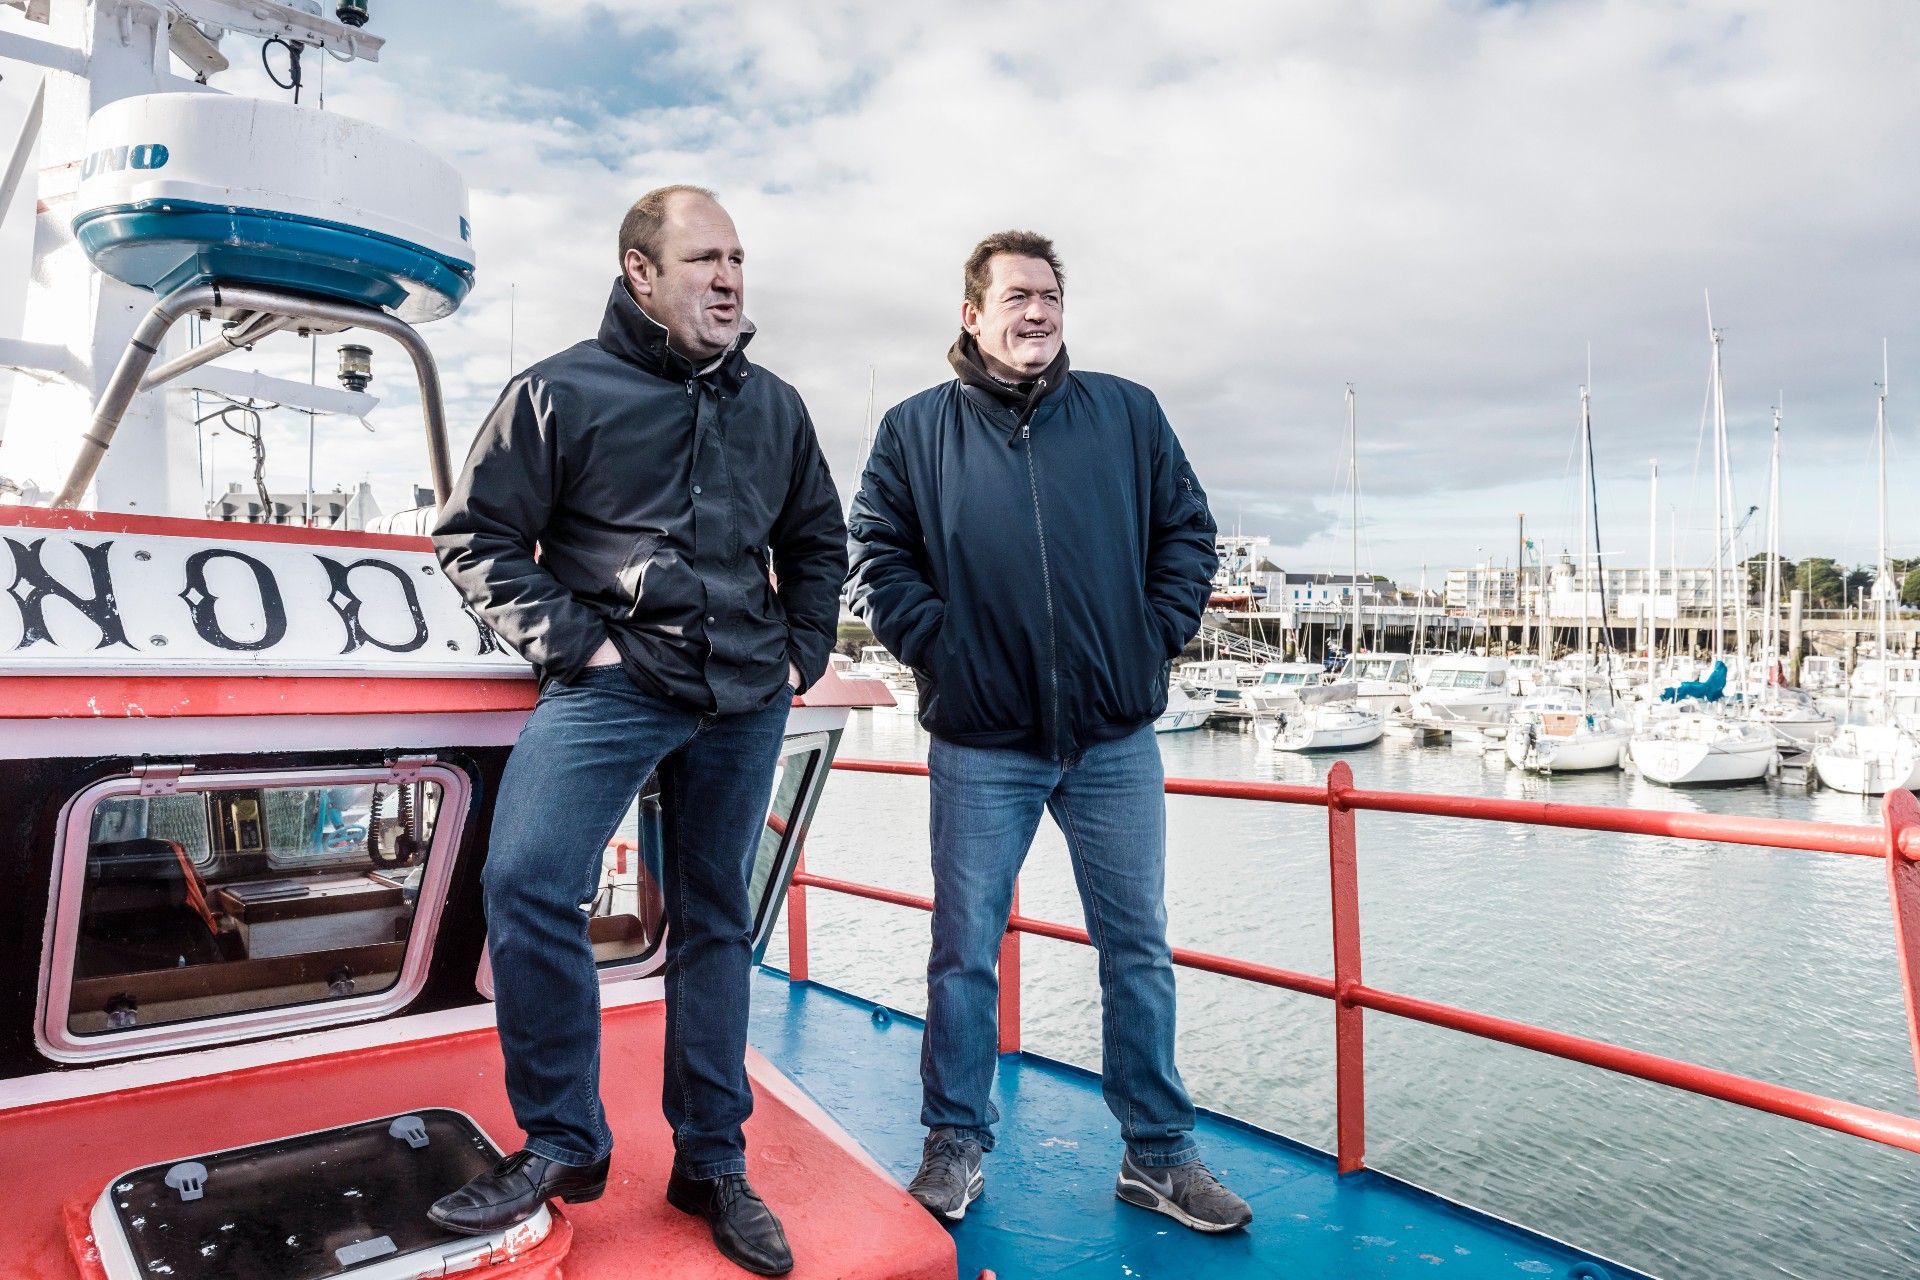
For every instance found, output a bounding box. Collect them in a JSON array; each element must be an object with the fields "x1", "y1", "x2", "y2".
[
  {"x1": 1115, "y1": 1152, "x2": 1252, "y2": 1233},
  {"x1": 906, "y1": 1127, "x2": 985, "y2": 1222}
]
